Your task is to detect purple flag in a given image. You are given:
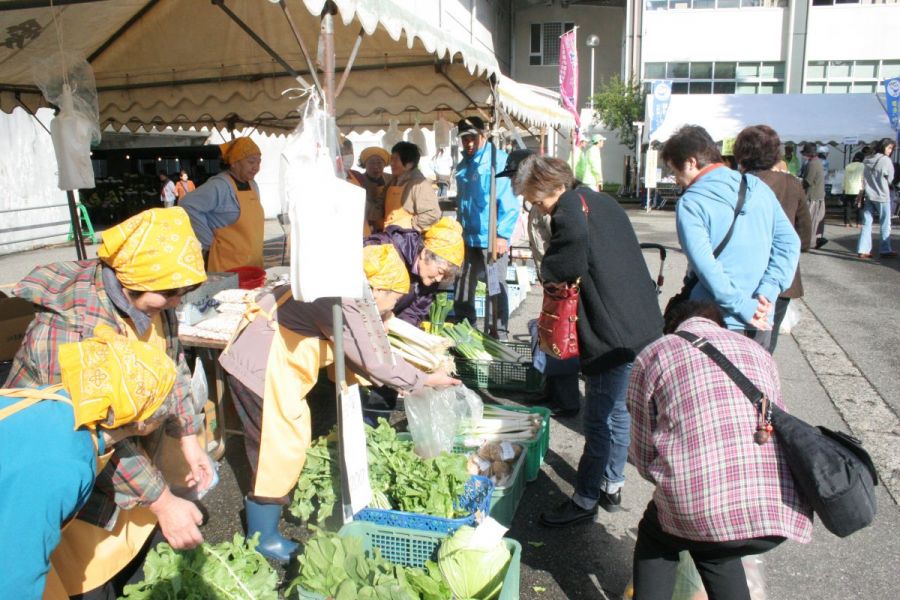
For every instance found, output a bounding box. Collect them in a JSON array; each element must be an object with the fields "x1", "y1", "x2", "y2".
[{"x1": 559, "y1": 29, "x2": 580, "y2": 131}]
